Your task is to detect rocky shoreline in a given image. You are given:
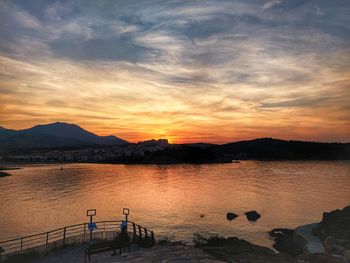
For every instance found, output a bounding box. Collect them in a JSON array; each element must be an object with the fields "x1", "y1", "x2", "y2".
[
  {"x1": 269, "y1": 206, "x2": 350, "y2": 262},
  {"x1": 1, "y1": 206, "x2": 349, "y2": 263},
  {"x1": 194, "y1": 205, "x2": 350, "y2": 263},
  {"x1": 193, "y1": 234, "x2": 296, "y2": 263},
  {"x1": 313, "y1": 205, "x2": 350, "y2": 261}
]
